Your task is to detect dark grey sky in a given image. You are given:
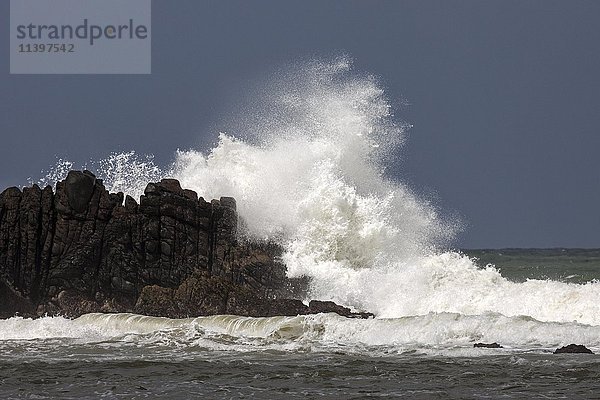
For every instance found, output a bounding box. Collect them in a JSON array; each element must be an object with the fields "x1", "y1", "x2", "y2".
[{"x1": 1, "y1": 0, "x2": 599, "y2": 248}]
